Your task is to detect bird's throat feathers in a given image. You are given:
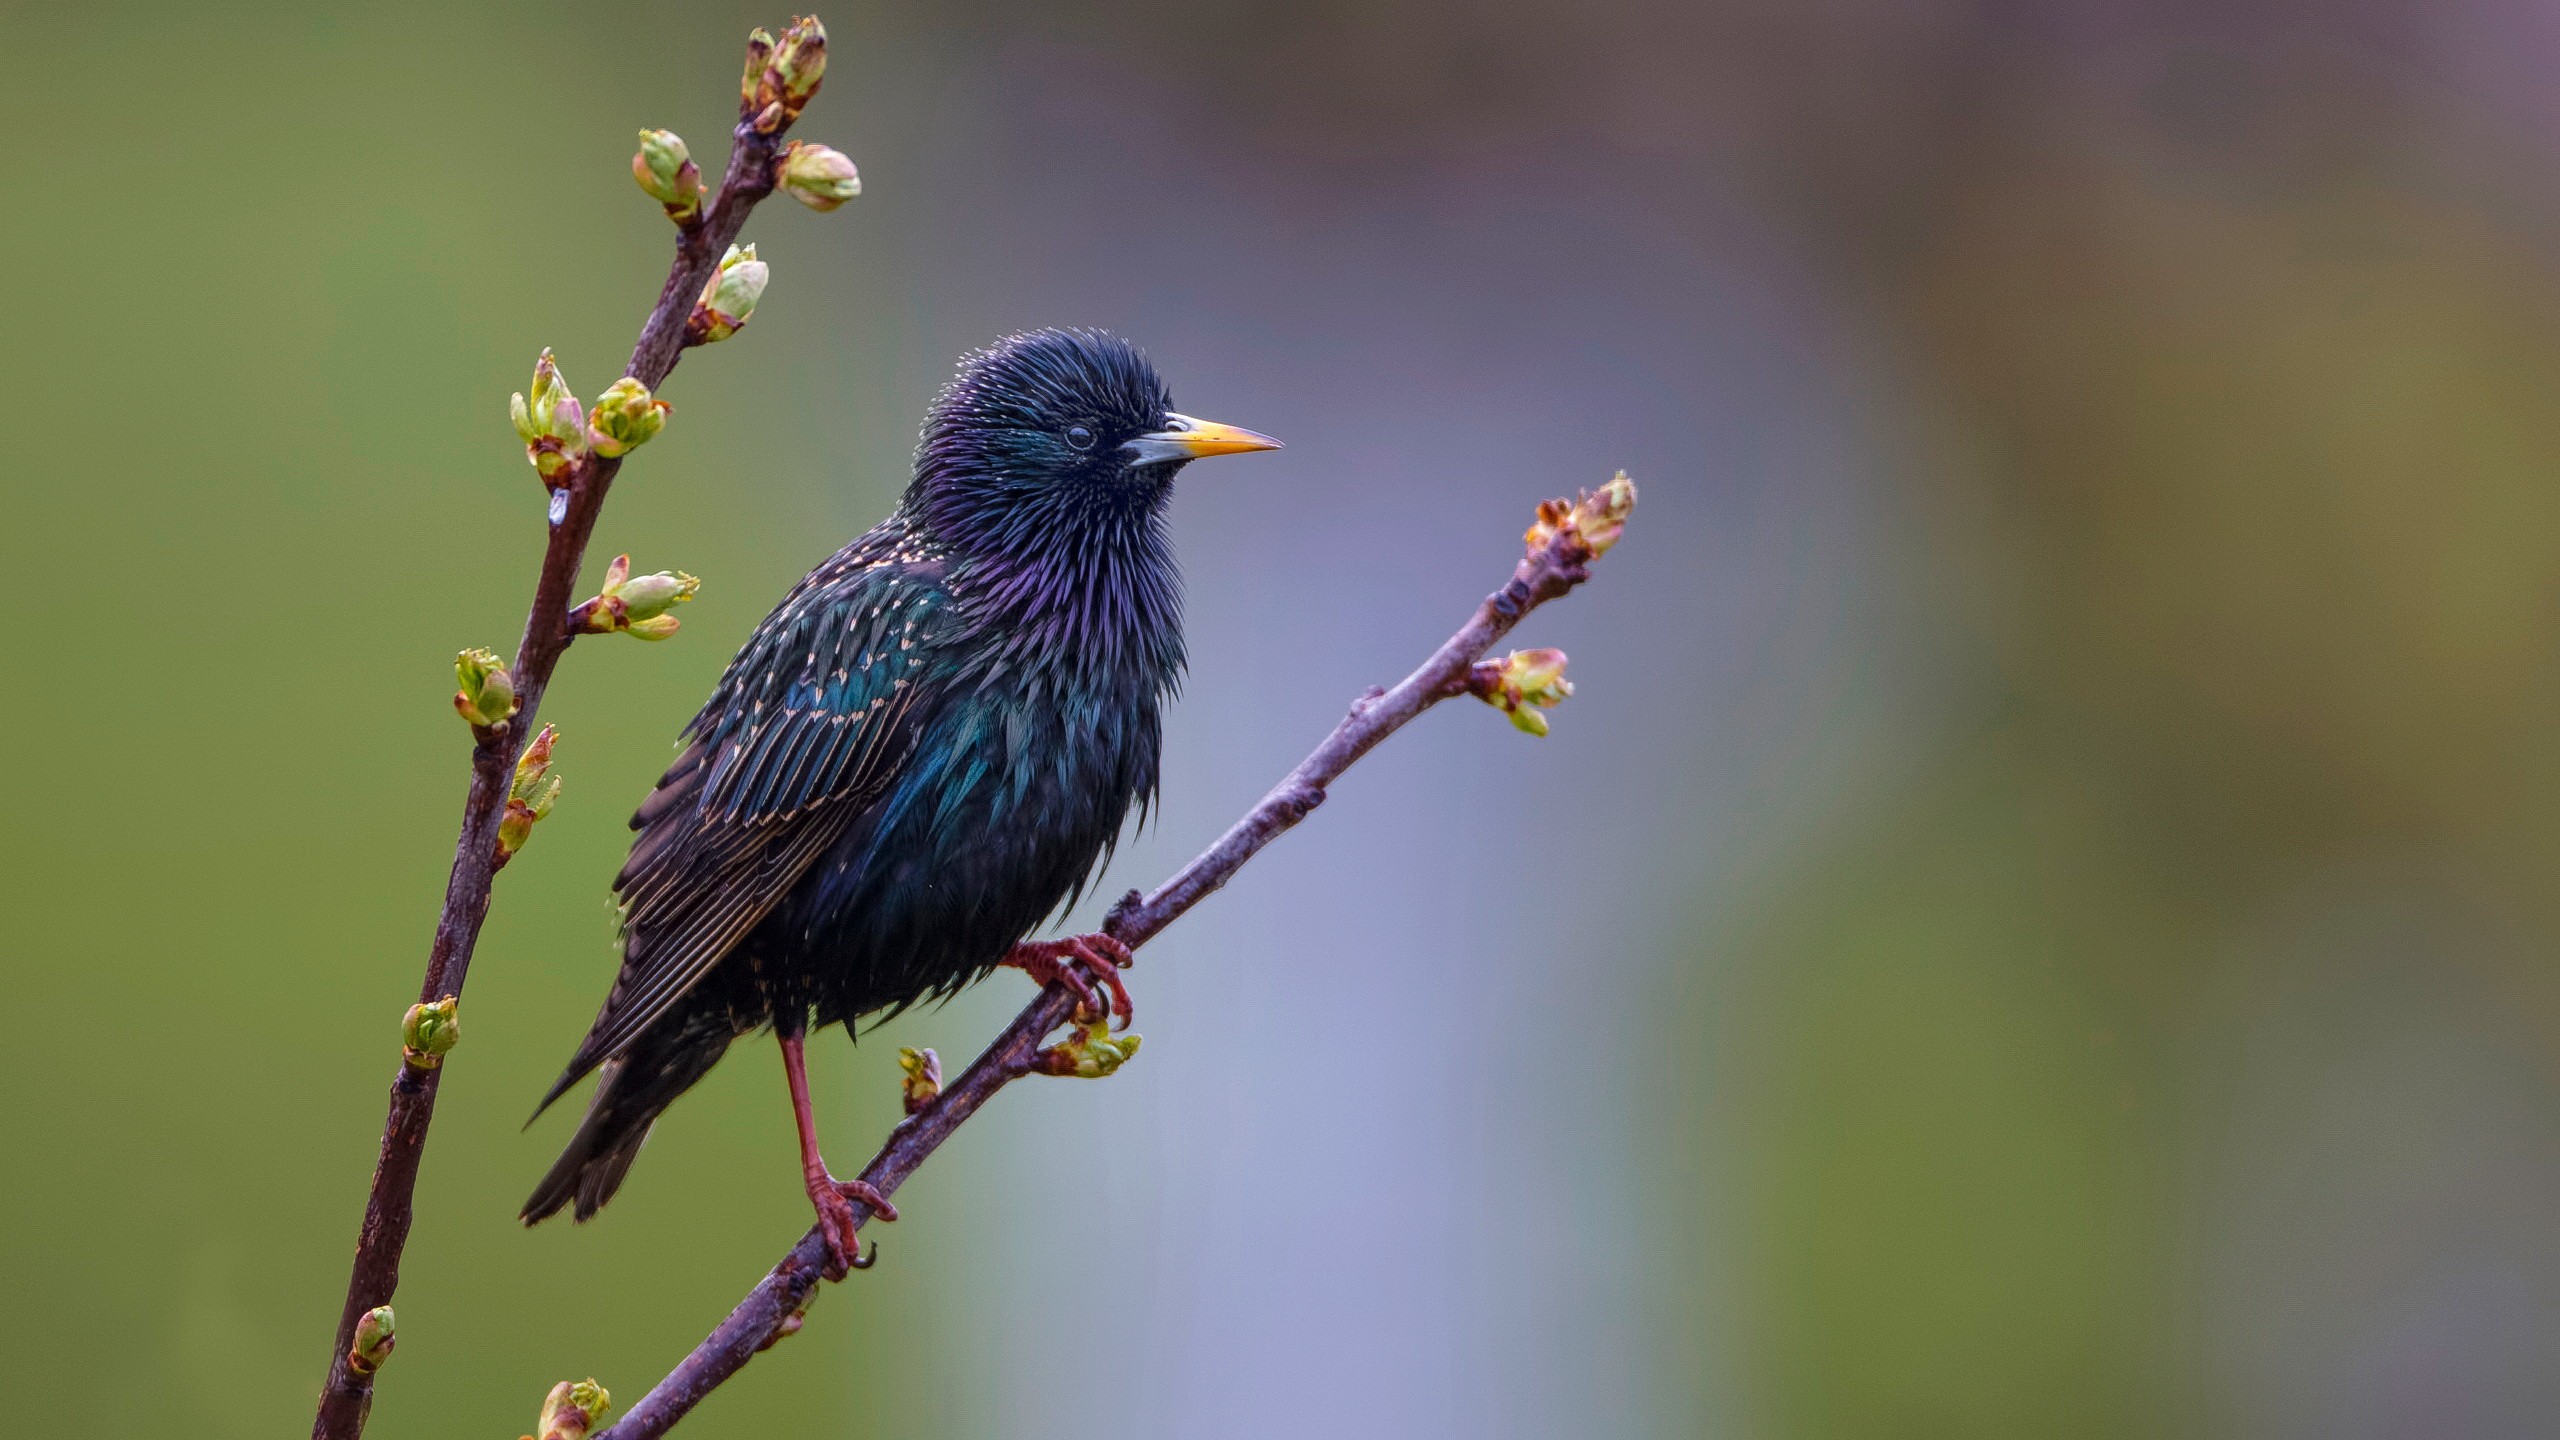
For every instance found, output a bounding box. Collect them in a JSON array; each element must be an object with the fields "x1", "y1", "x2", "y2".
[{"x1": 917, "y1": 474, "x2": 1184, "y2": 685}]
